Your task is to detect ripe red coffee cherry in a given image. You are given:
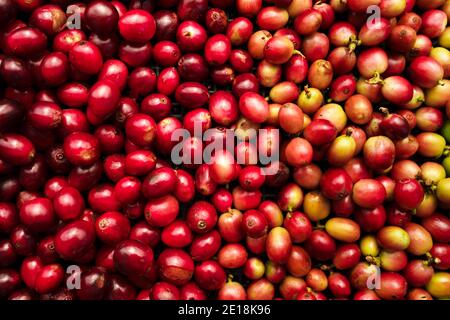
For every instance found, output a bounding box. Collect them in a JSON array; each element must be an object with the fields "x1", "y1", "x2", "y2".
[
  {"x1": 19, "y1": 198, "x2": 55, "y2": 233},
  {"x1": 394, "y1": 178, "x2": 425, "y2": 211},
  {"x1": 242, "y1": 210, "x2": 268, "y2": 238},
  {"x1": 205, "y1": 34, "x2": 231, "y2": 66},
  {"x1": 0, "y1": 134, "x2": 36, "y2": 166},
  {"x1": 53, "y1": 187, "x2": 85, "y2": 221},
  {"x1": 187, "y1": 201, "x2": 218, "y2": 234},
  {"x1": 27, "y1": 101, "x2": 62, "y2": 131},
  {"x1": 145, "y1": 195, "x2": 179, "y2": 227},
  {"x1": 85, "y1": 0, "x2": 119, "y2": 37},
  {"x1": 34, "y1": 264, "x2": 64, "y2": 294},
  {"x1": 113, "y1": 176, "x2": 141, "y2": 205},
  {"x1": 129, "y1": 221, "x2": 160, "y2": 249},
  {"x1": 284, "y1": 212, "x2": 312, "y2": 243},
  {"x1": 54, "y1": 220, "x2": 95, "y2": 261},
  {"x1": 190, "y1": 230, "x2": 222, "y2": 261},
  {"x1": 174, "y1": 169, "x2": 196, "y2": 203},
  {"x1": 69, "y1": 41, "x2": 103, "y2": 75},
  {"x1": 157, "y1": 248, "x2": 195, "y2": 285},
  {"x1": 113, "y1": 239, "x2": 153, "y2": 277},
  {"x1": 95, "y1": 211, "x2": 130, "y2": 245},
  {"x1": 39, "y1": 52, "x2": 70, "y2": 87},
  {"x1": 153, "y1": 41, "x2": 181, "y2": 67},
  {"x1": 4, "y1": 27, "x2": 47, "y2": 59},
  {"x1": 239, "y1": 92, "x2": 269, "y2": 123},
  {"x1": 194, "y1": 260, "x2": 226, "y2": 291},
  {"x1": 209, "y1": 149, "x2": 237, "y2": 185},
  {"x1": 87, "y1": 80, "x2": 120, "y2": 121},
  {"x1": 118, "y1": 9, "x2": 156, "y2": 44},
  {"x1": 320, "y1": 168, "x2": 353, "y2": 201},
  {"x1": 125, "y1": 113, "x2": 157, "y2": 147},
  {"x1": 142, "y1": 167, "x2": 177, "y2": 199},
  {"x1": 162, "y1": 220, "x2": 193, "y2": 248},
  {"x1": 124, "y1": 150, "x2": 157, "y2": 177},
  {"x1": 88, "y1": 184, "x2": 121, "y2": 213},
  {"x1": 0, "y1": 203, "x2": 18, "y2": 234},
  {"x1": 176, "y1": 21, "x2": 207, "y2": 52},
  {"x1": 63, "y1": 132, "x2": 100, "y2": 167}
]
